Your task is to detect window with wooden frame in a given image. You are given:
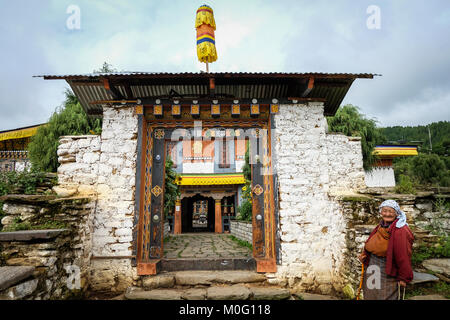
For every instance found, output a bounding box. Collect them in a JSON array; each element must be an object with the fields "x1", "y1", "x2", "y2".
[{"x1": 218, "y1": 139, "x2": 230, "y2": 168}]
